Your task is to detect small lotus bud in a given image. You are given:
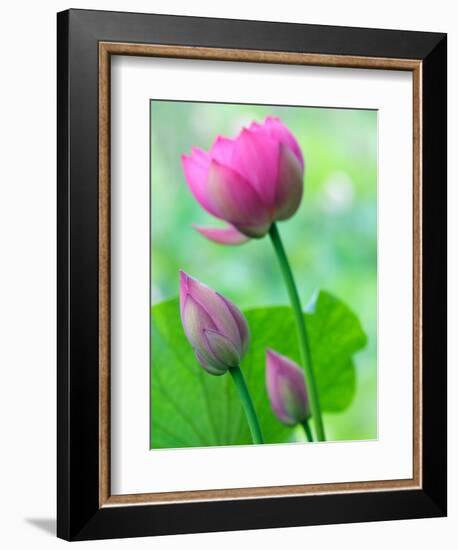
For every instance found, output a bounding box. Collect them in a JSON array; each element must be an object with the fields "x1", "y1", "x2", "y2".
[
  {"x1": 179, "y1": 271, "x2": 249, "y2": 375},
  {"x1": 266, "y1": 349, "x2": 310, "y2": 425}
]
